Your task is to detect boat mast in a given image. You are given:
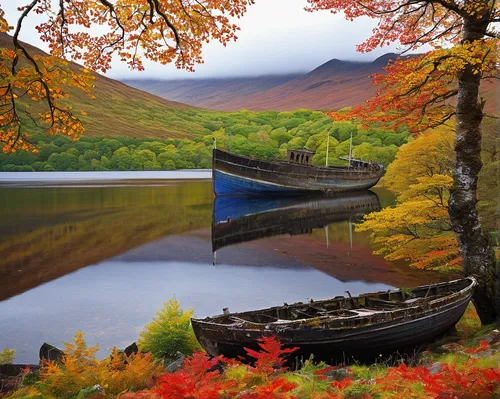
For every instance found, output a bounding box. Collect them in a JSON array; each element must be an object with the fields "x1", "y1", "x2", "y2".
[
  {"x1": 325, "y1": 131, "x2": 330, "y2": 167},
  {"x1": 349, "y1": 217, "x2": 353, "y2": 249},
  {"x1": 348, "y1": 132, "x2": 353, "y2": 168}
]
